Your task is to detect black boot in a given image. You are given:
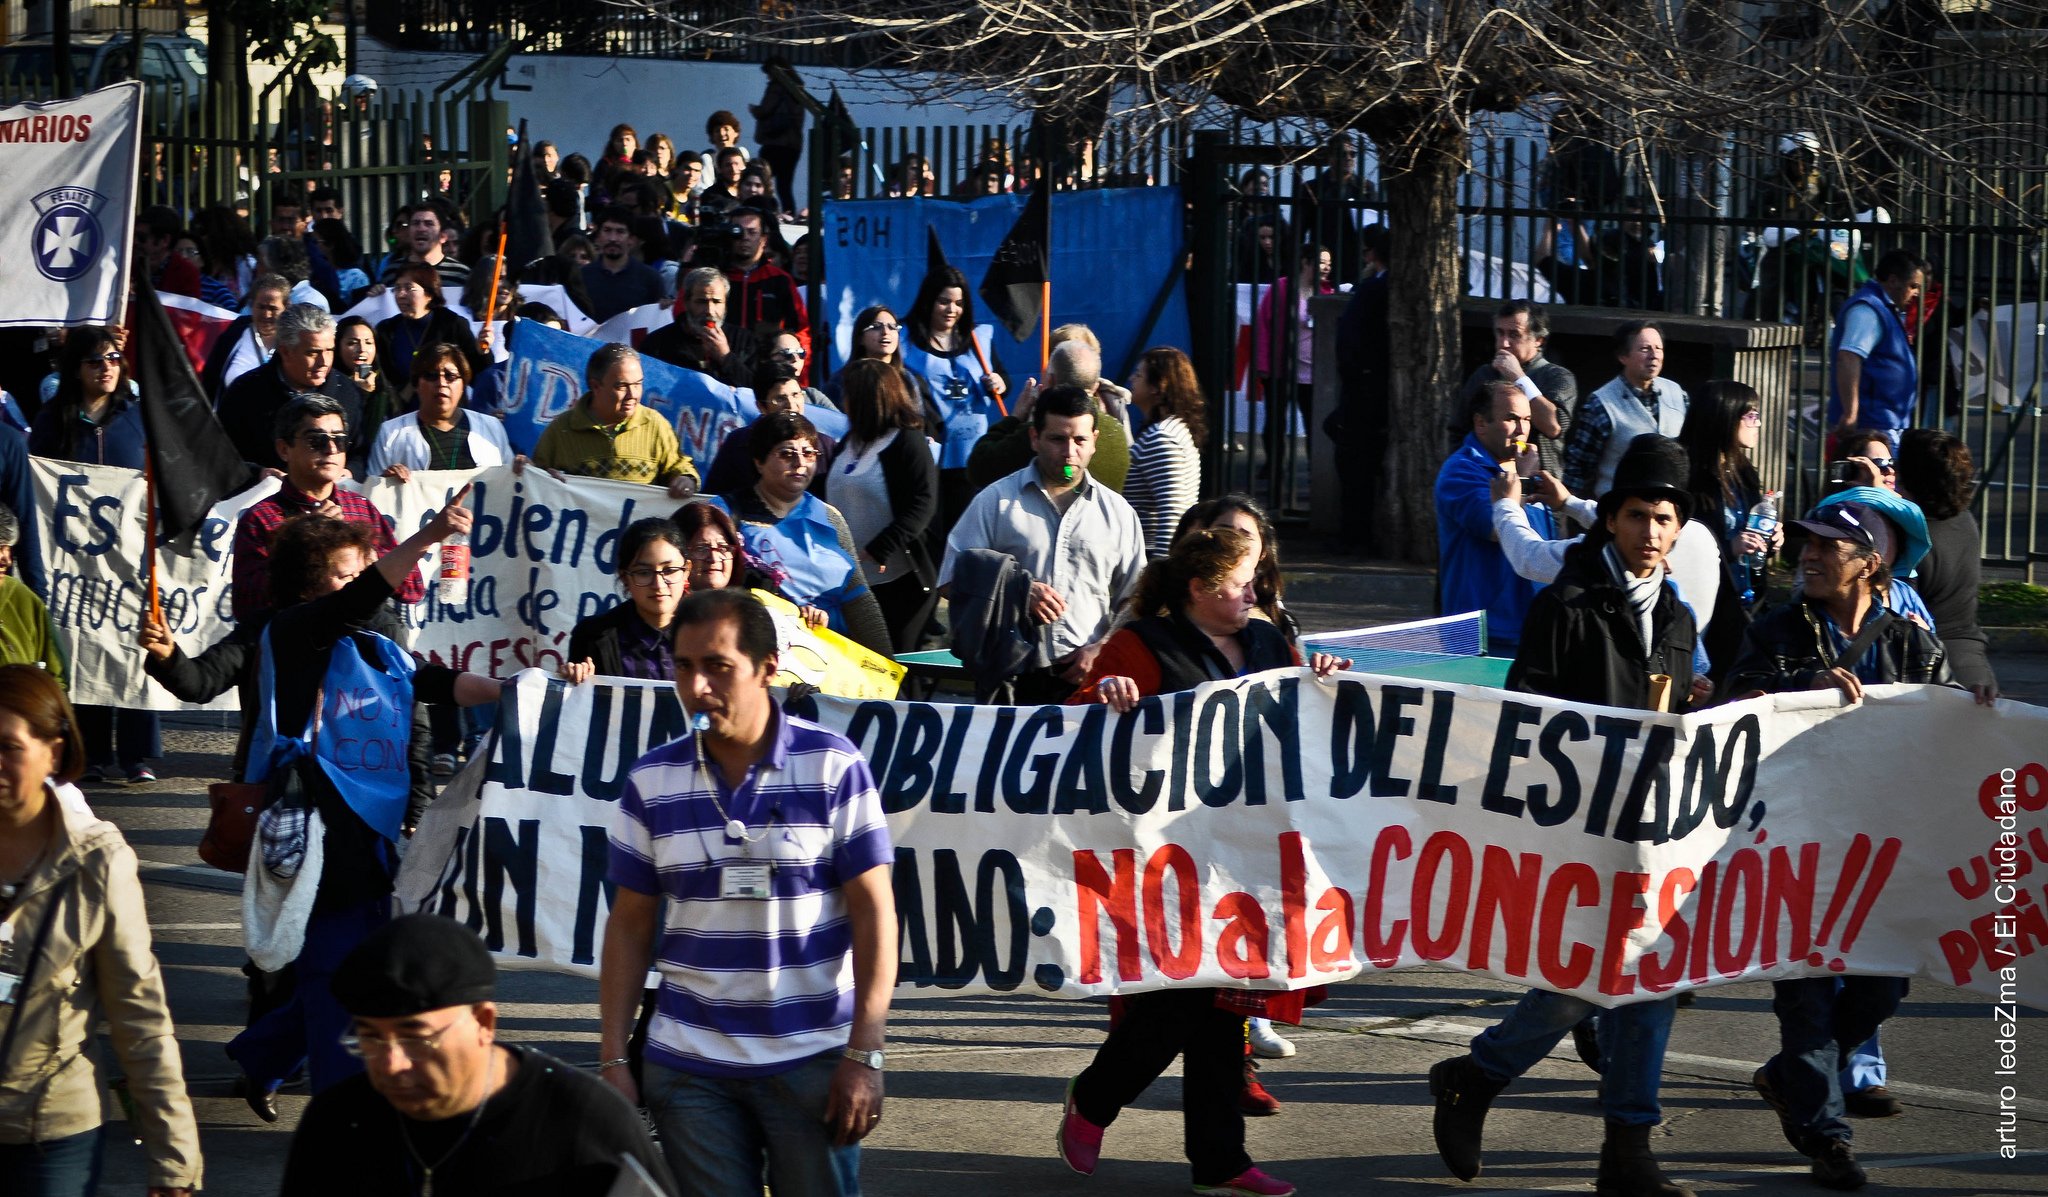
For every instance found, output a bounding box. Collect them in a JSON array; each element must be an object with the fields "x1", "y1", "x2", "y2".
[
  {"x1": 1428, "y1": 1055, "x2": 1507, "y2": 1181},
  {"x1": 1595, "y1": 1120, "x2": 1694, "y2": 1197},
  {"x1": 1810, "y1": 1139, "x2": 1867, "y2": 1190}
]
